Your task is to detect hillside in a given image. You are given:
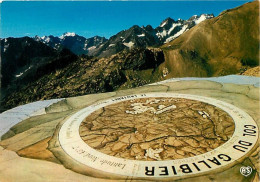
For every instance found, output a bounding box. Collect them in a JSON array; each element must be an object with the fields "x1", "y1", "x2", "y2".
[
  {"x1": 1, "y1": 48, "x2": 164, "y2": 110},
  {"x1": 1, "y1": 37, "x2": 57, "y2": 89},
  {"x1": 160, "y1": 1, "x2": 259, "y2": 78}
]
